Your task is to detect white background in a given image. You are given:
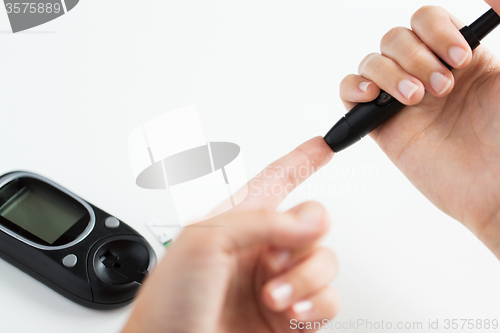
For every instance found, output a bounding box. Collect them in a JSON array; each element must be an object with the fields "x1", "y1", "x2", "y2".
[{"x1": 0, "y1": 0, "x2": 500, "y2": 332}]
